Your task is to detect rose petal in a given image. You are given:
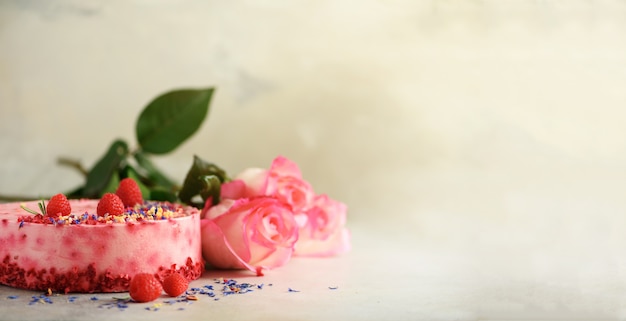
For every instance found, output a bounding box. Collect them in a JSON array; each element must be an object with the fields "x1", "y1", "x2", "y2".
[
  {"x1": 211, "y1": 200, "x2": 256, "y2": 263},
  {"x1": 269, "y1": 156, "x2": 303, "y2": 178},
  {"x1": 293, "y1": 194, "x2": 350, "y2": 257},
  {"x1": 234, "y1": 168, "x2": 269, "y2": 197},
  {"x1": 201, "y1": 197, "x2": 300, "y2": 274},
  {"x1": 201, "y1": 219, "x2": 250, "y2": 270},
  {"x1": 294, "y1": 227, "x2": 351, "y2": 257},
  {"x1": 269, "y1": 176, "x2": 315, "y2": 213},
  {"x1": 246, "y1": 197, "x2": 298, "y2": 267},
  {"x1": 308, "y1": 195, "x2": 347, "y2": 238},
  {"x1": 293, "y1": 213, "x2": 308, "y2": 228},
  {"x1": 221, "y1": 180, "x2": 247, "y2": 200},
  {"x1": 202, "y1": 199, "x2": 236, "y2": 220},
  {"x1": 254, "y1": 244, "x2": 296, "y2": 269}
]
